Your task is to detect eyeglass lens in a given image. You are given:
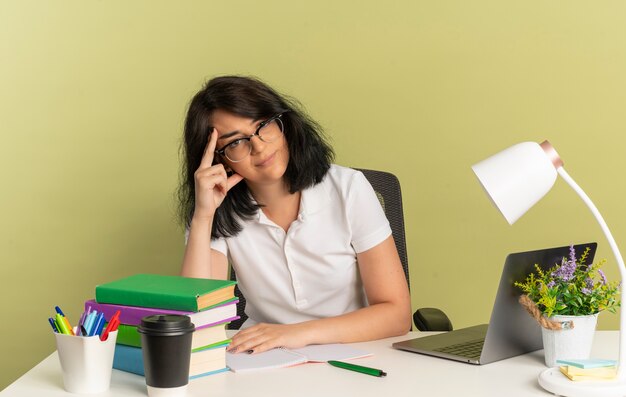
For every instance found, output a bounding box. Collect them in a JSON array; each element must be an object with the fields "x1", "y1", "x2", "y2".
[{"x1": 224, "y1": 117, "x2": 284, "y2": 162}]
